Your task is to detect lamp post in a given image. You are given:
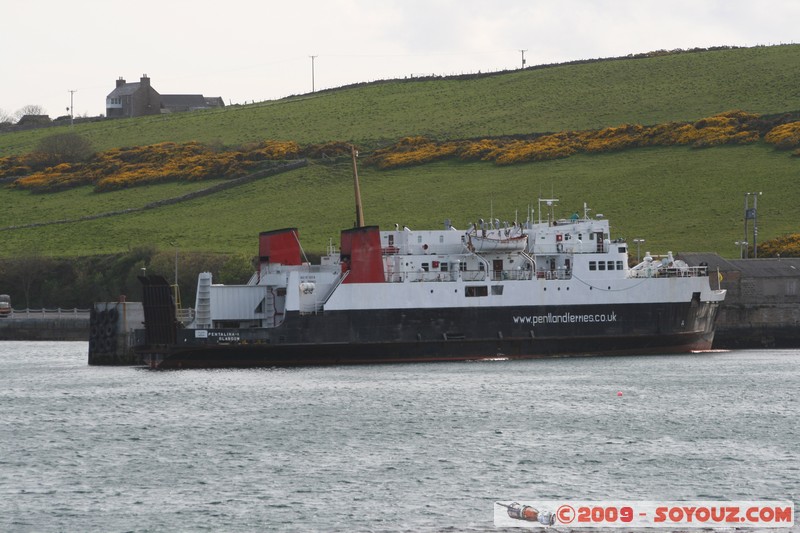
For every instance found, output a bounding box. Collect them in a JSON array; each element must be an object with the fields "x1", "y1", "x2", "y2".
[
  {"x1": 743, "y1": 192, "x2": 761, "y2": 258},
  {"x1": 735, "y1": 240, "x2": 748, "y2": 259},
  {"x1": 633, "y1": 238, "x2": 645, "y2": 262},
  {"x1": 169, "y1": 242, "x2": 179, "y2": 305}
]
